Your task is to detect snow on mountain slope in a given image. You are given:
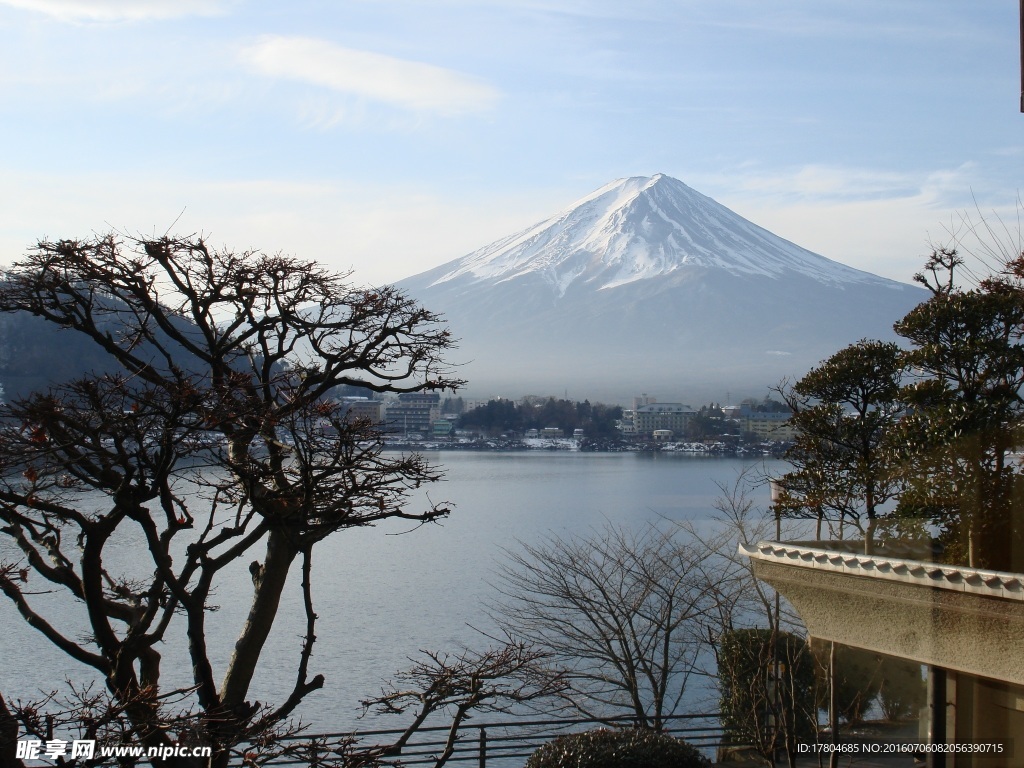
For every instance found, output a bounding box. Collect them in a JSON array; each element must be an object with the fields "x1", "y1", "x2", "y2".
[
  {"x1": 396, "y1": 174, "x2": 926, "y2": 401},
  {"x1": 427, "y1": 174, "x2": 893, "y2": 296}
]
